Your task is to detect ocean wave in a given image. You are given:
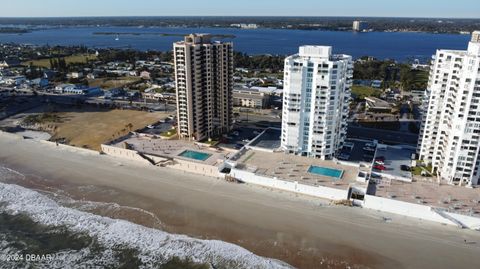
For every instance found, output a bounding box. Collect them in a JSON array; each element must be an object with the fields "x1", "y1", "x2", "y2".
[{"x1": 0, "y1": 182, "x2": 292, "y2": 269}]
